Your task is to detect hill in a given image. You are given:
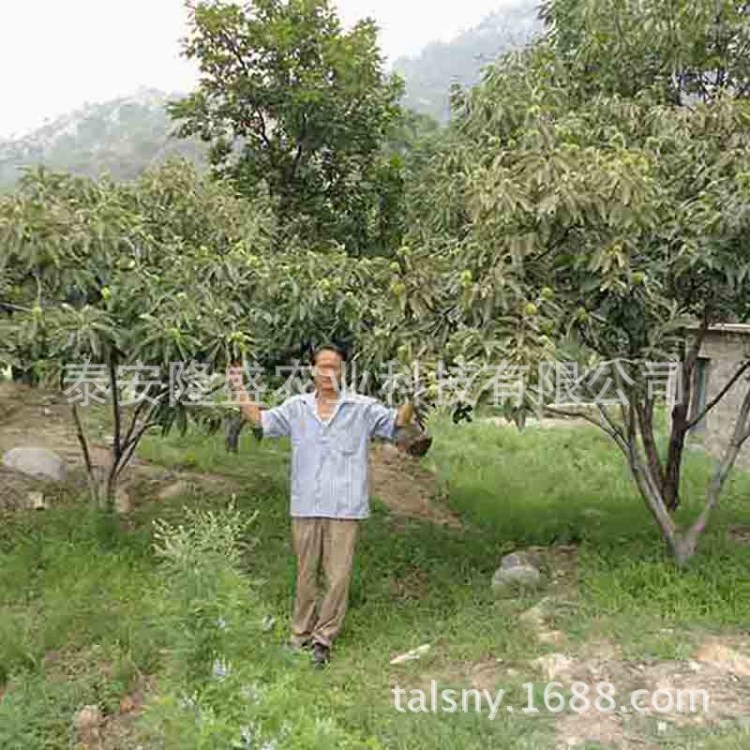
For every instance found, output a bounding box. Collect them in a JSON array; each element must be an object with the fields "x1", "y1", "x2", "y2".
[
  {"x1": 0, "y1": 3, "x2": 542, "y2": 189},
  {"x1": 0, "y1": 88, "x2": 205, "y2": 190},
  {"x1": 392, "y1": 1, "x2": 543, "y2": 122}
]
